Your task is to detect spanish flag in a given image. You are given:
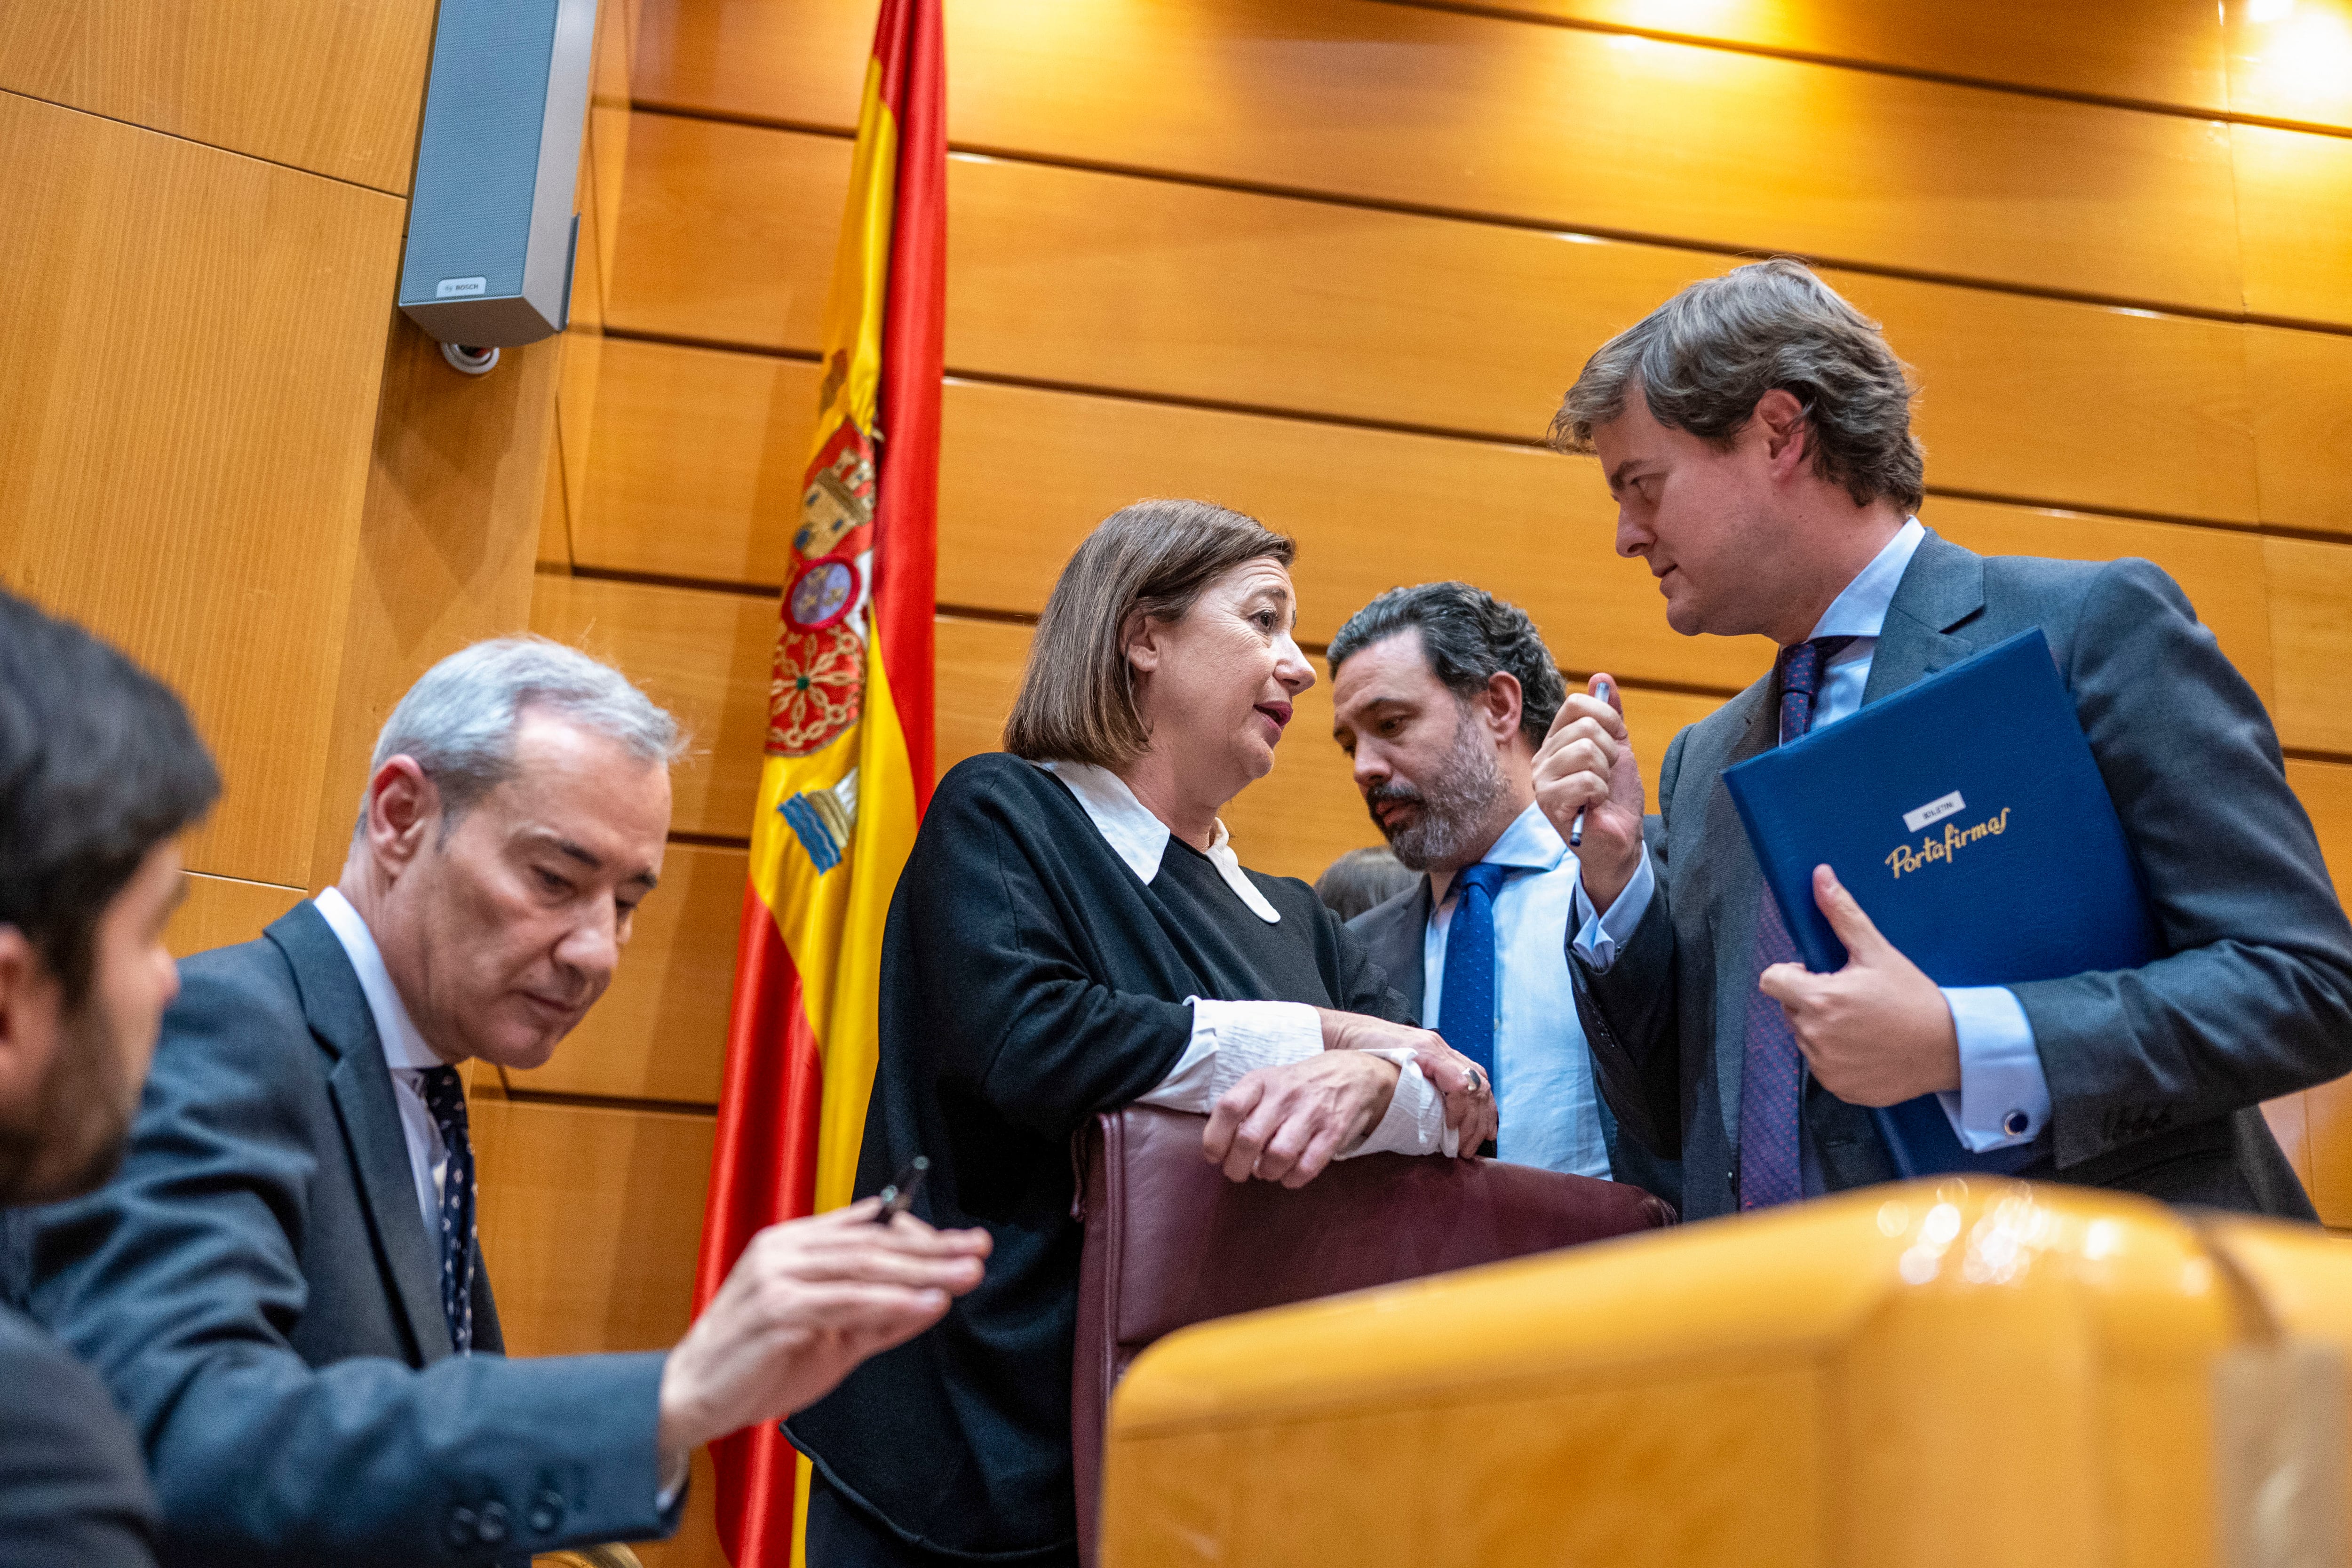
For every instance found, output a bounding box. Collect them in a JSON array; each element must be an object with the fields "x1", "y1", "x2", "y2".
[{"x1": 692, "y1": 2, "x2": 944, "y2": 1562}]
